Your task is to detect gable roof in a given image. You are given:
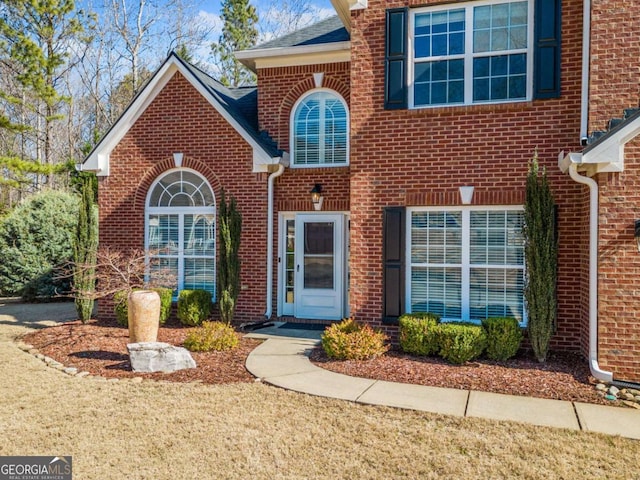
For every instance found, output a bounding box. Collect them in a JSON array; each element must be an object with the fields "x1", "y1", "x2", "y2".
[
  {"x1": 236, "y1": 16, "x2": 350, "y2": 71},
  {"x1": 80, "y1": 52, "x2": 285, "y2": 176}
]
